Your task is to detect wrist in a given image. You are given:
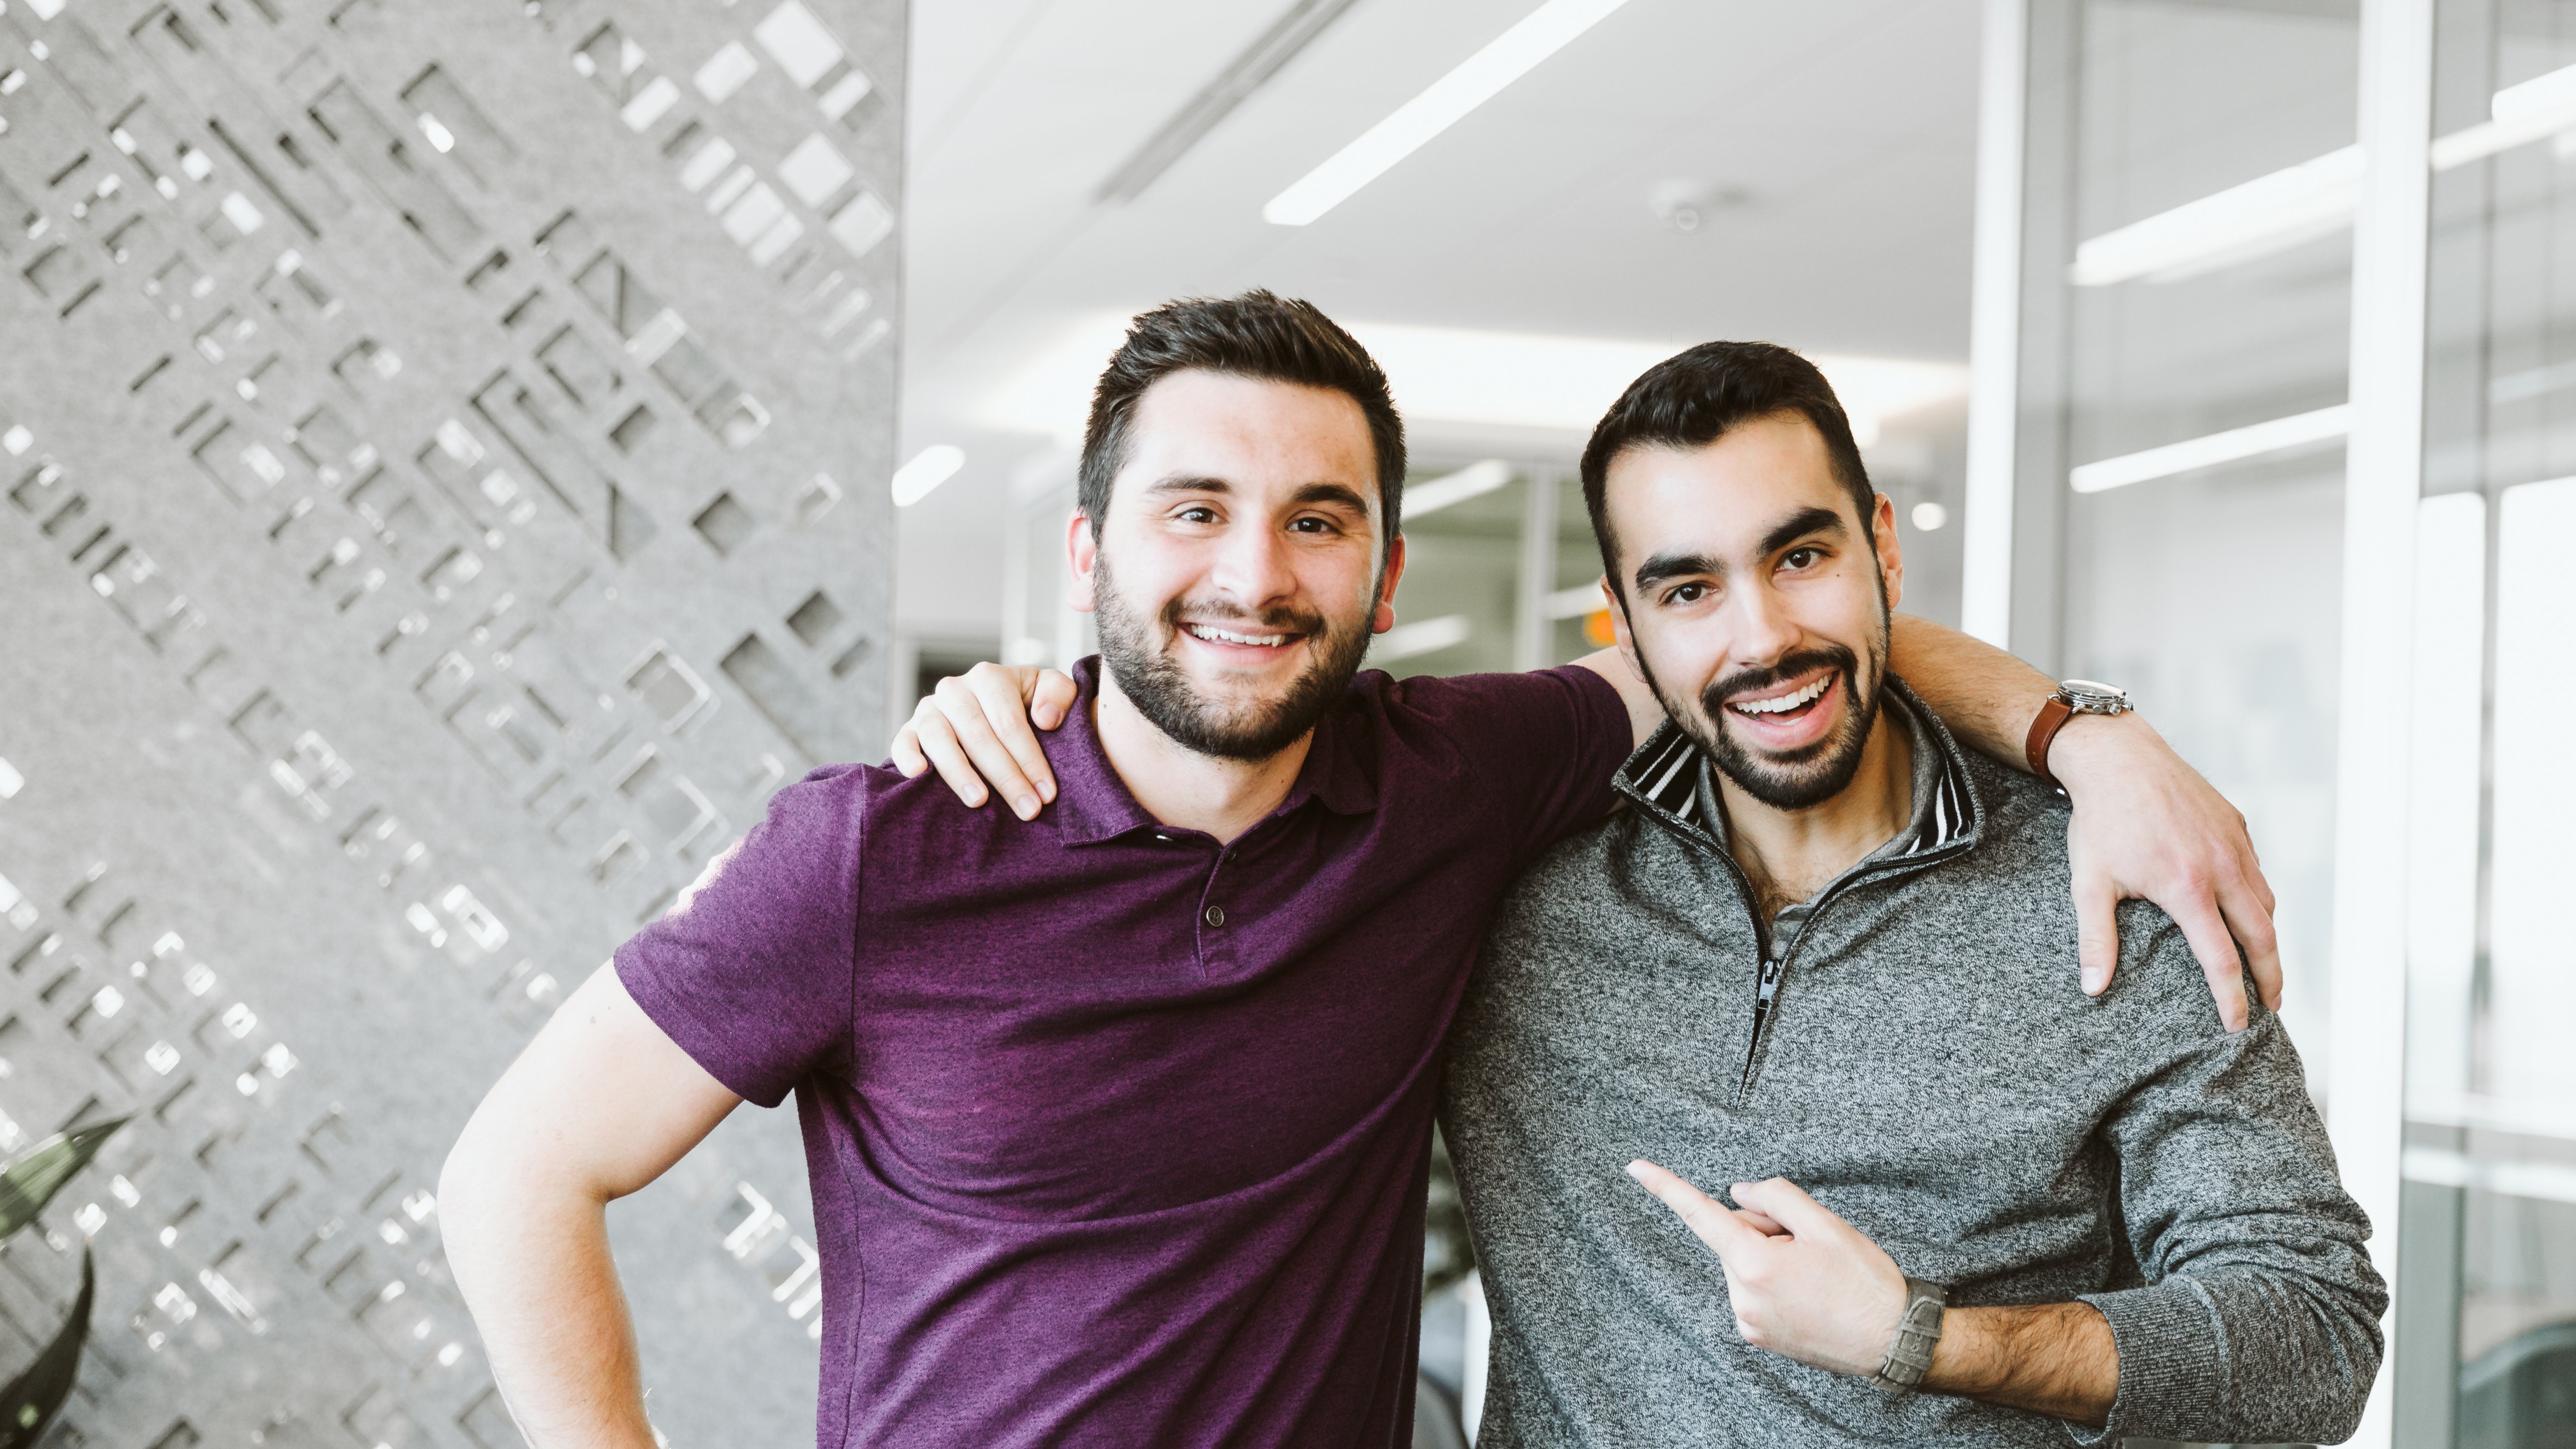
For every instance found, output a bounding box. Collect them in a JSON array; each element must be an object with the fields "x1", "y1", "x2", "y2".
[
  {"x1": 1920, "y1": 1305, "x2": 2005, "y2": 1397},
  {"x1": 2041, "y1": 709, "x2": 2158, "y2": 796}
]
